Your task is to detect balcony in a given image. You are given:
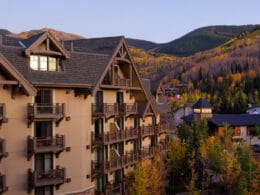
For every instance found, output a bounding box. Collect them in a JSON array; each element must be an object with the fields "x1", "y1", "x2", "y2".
[
  {"x1": 105, "y1": 182, "x2": 122, "y2": 195},
  {"x1": 0, "y1": 173, "x2": 8, "y2": 193},
  {"x1": 91, "y1": 152, "x2": 139, "y2": 176},
  {"x1": 140, "y1": 147, "x2": 154, "y2": 159},
  {"x1": 91, "y1": 131, "x2": 124, "y2": 146},
  {"x1": 124, "y1": 103, "x2": 138, "y2": 117},
  {"x1": 114, "y1": 78, "x2": 131, "y2": 87},
  {"x1": 140, "y1": 124, "x2": 156, "y2": 137},
  {"x1": 27, "y1": 103, "x2": 65, "y2": 127},
  {"x1": 125, "y1": 127, "x2": 139, "y2": 141},
  {"x1": 0, "y1": 138, "x2": 8, "y2": 161},
  {"x1": 0, "y1": 103, "x2": 8, "y2": 126},
  {"x1": 27, "y1": 135, "x2": 65, "y2": 160},
  {"x1": 28, "y1": 166, "x2": 66, "y2": 193},
  {"x1": 92, "y1": 103, "x2": 118, "y2": 119},
  {"x1": 157, "y1": 122, "x2": 169, "y2": 134}
]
